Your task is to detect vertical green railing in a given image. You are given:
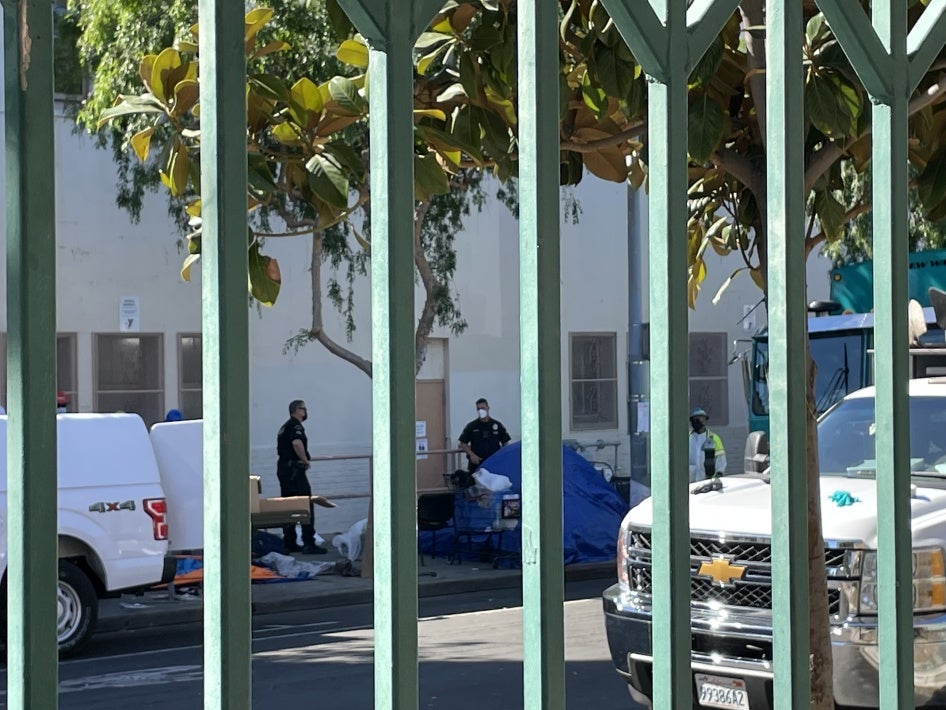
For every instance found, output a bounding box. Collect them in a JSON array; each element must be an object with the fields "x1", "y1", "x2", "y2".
[
  {"x1": 517, "y1": 1, "x2": 564, "y2": 708},
  {"x1": 601, "y1": 1, "x2": 737, "y2": 705},
  {"x1": 334, "y1": 2, "x2": 439, "y2": 707},
  {"x1": 3, "y1": 1, "x2": 59, "y2": 708},
  {"x1": 197, "y1": 1, "x2": 251, "y2": 708},
  {"x1": 766, "y1": 1, "x2": 811, "y2": 707},
  {"x1": 817, "y1": 1, "x2": 946, "y2": 705}
]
